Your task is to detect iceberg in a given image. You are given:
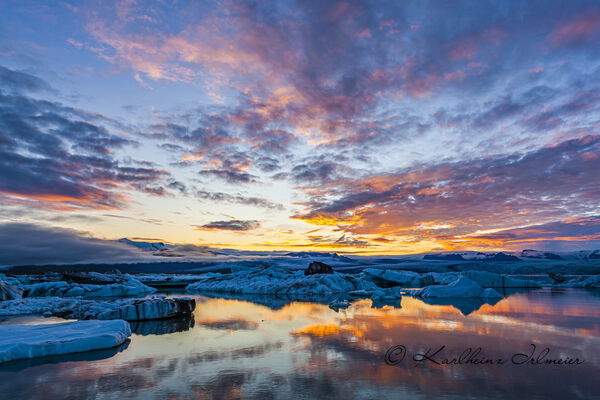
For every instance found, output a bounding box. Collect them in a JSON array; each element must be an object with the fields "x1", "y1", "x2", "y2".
[
  {"x1": 464, "y1": 271, "x2": 541, "y2": 288},
  {"x1": 408, "y1": 276, "x2": 503, "y2": 298},
  {"x1": 559, "y1": 275, "x2": 600, "y2": 288},
  {"x1": 370, "y1": 288, "x2": 402, "y2": 308},
  {"x1": 363, "y1": 268, "x2": 422, "y2": 287},
  {"x1": 0, "y1": 296, "x2": 196, "y2": 321},
  {"x1": 186, "y1": 267, "x2": 378, "y2": 297},
  {"x1": 22, "y1": 275, "x2": 156, "y2": 298},
  {"x1": 1, "y1": 278, "x2": 23, "y2": 301},
  {"x1": 328, "y1": 298, "x2": 350, "y2": 311},
  {"x1": 0, "y1": 320, "x2": 131, "y2": 363}
]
